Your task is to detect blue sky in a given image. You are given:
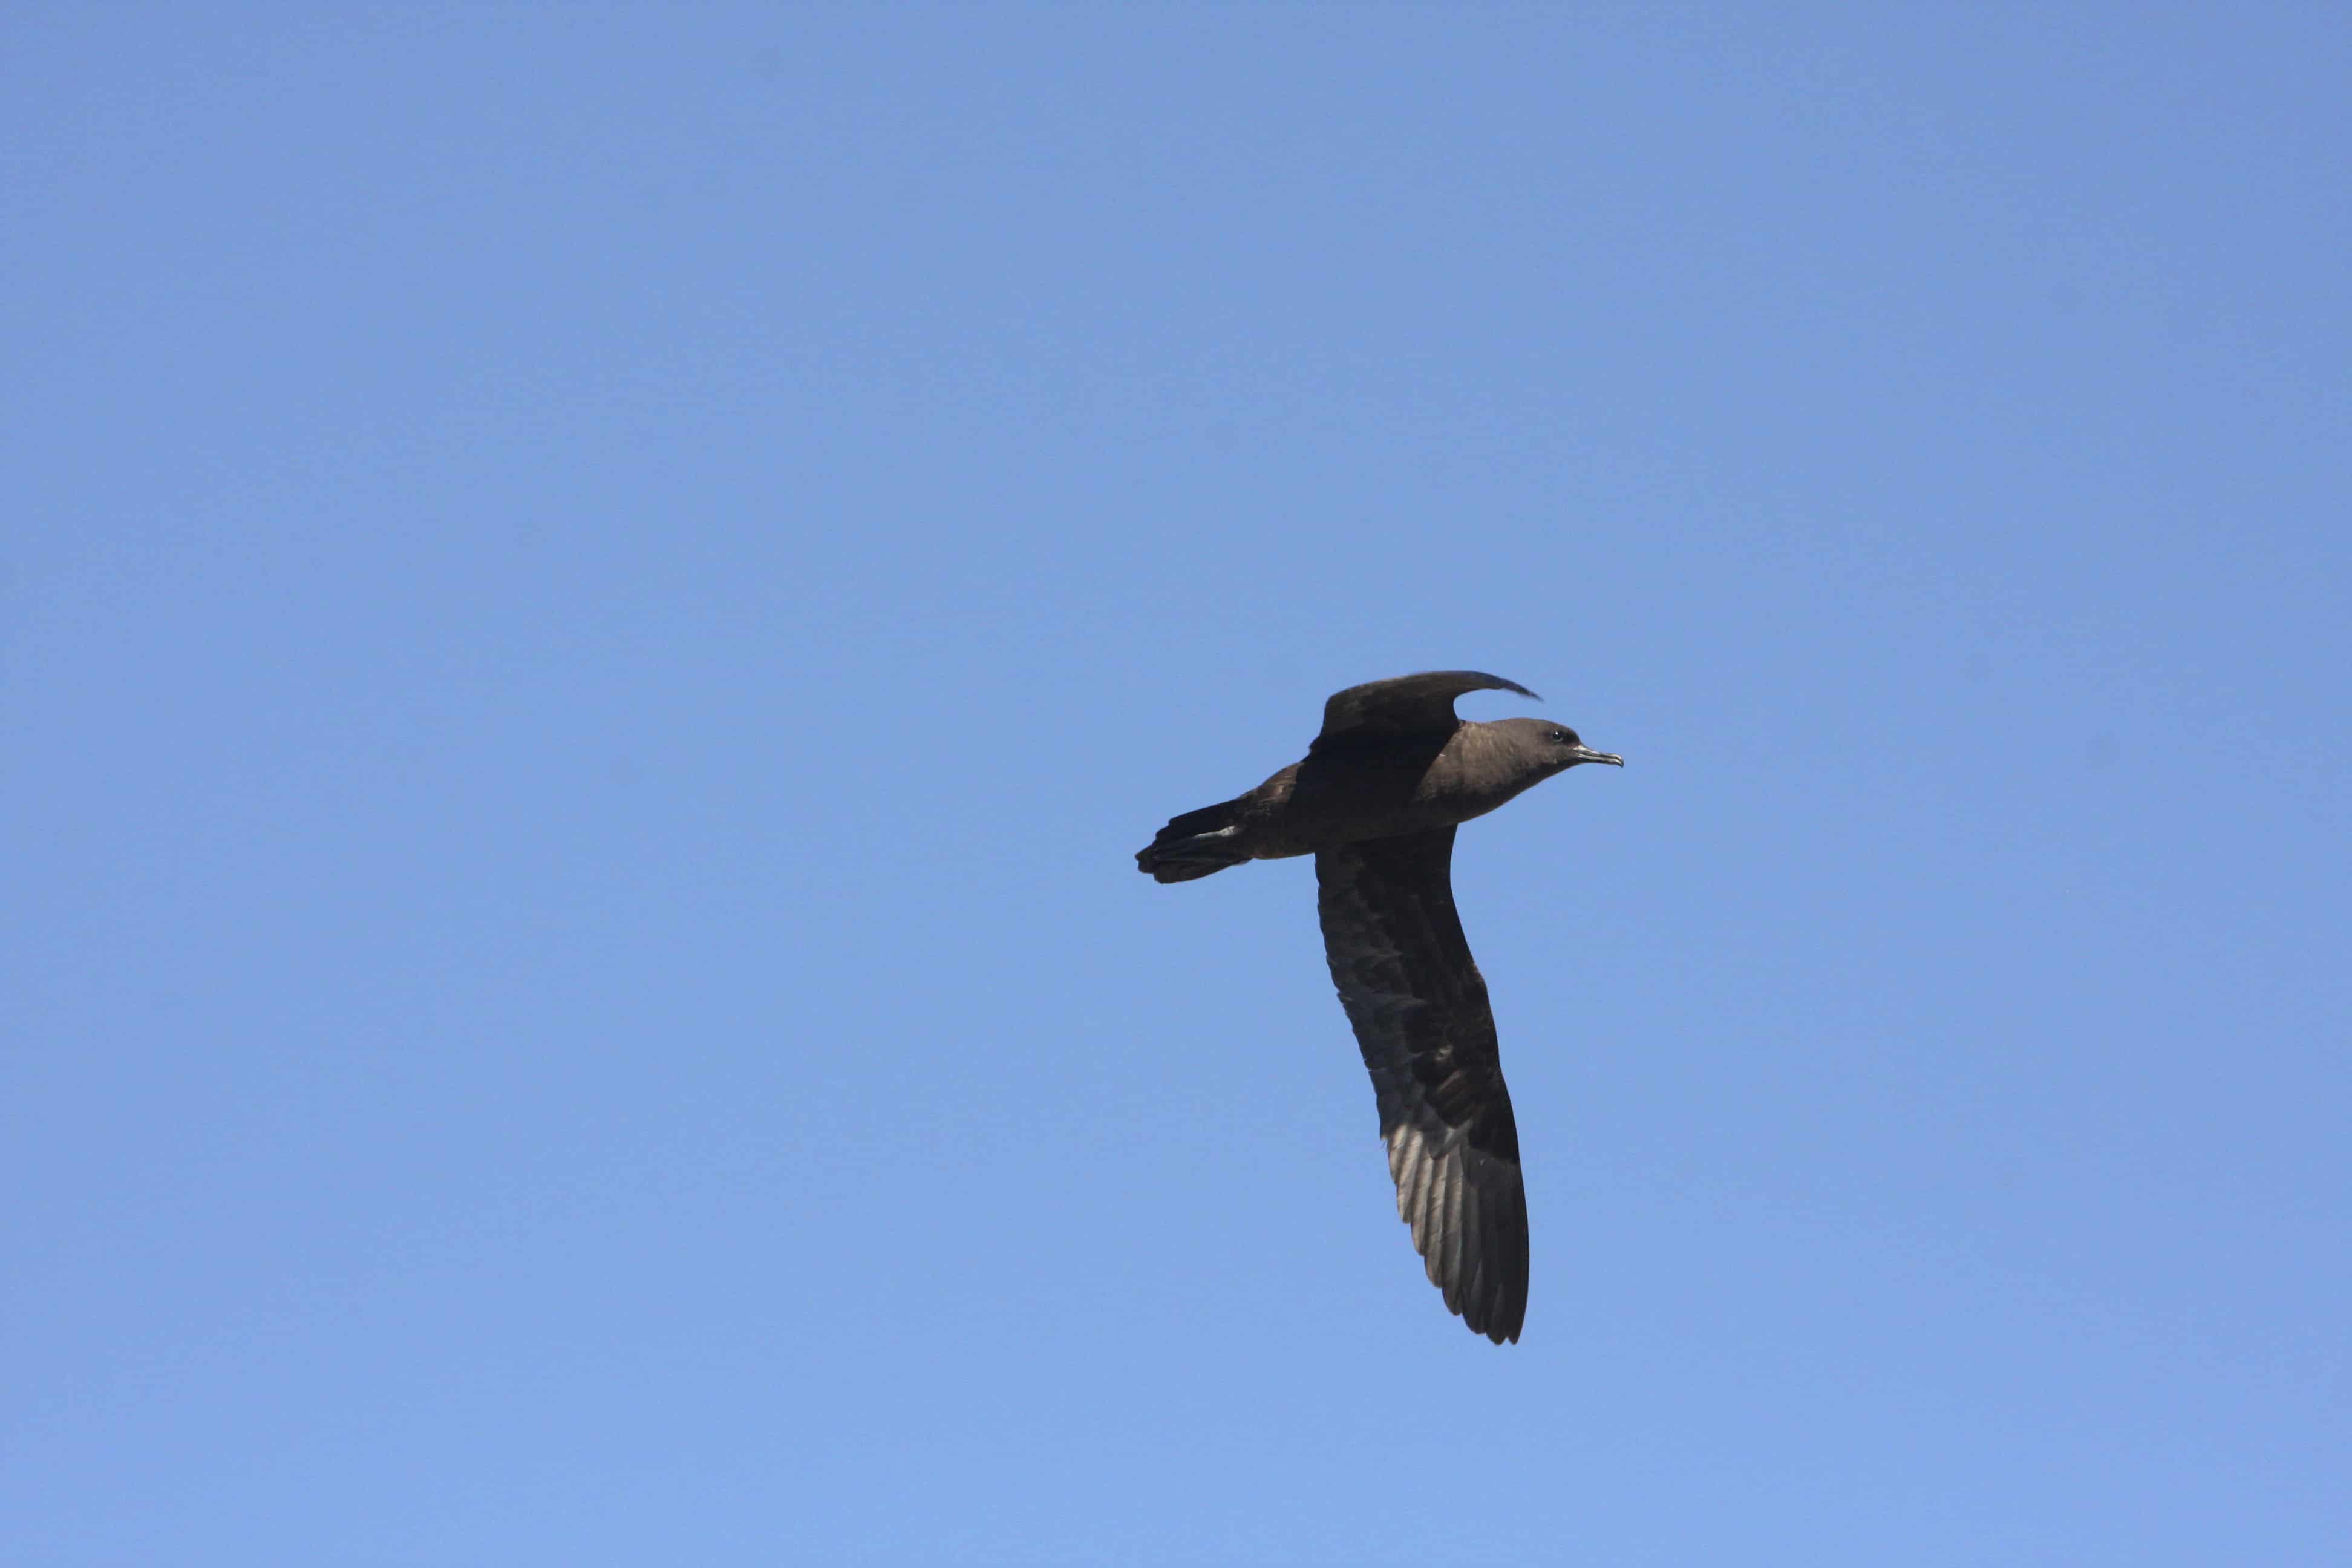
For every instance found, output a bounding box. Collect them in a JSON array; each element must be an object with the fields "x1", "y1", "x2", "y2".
[{"x1": 5, "y1": 5, "x2": 2347, "y2": 1563}]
